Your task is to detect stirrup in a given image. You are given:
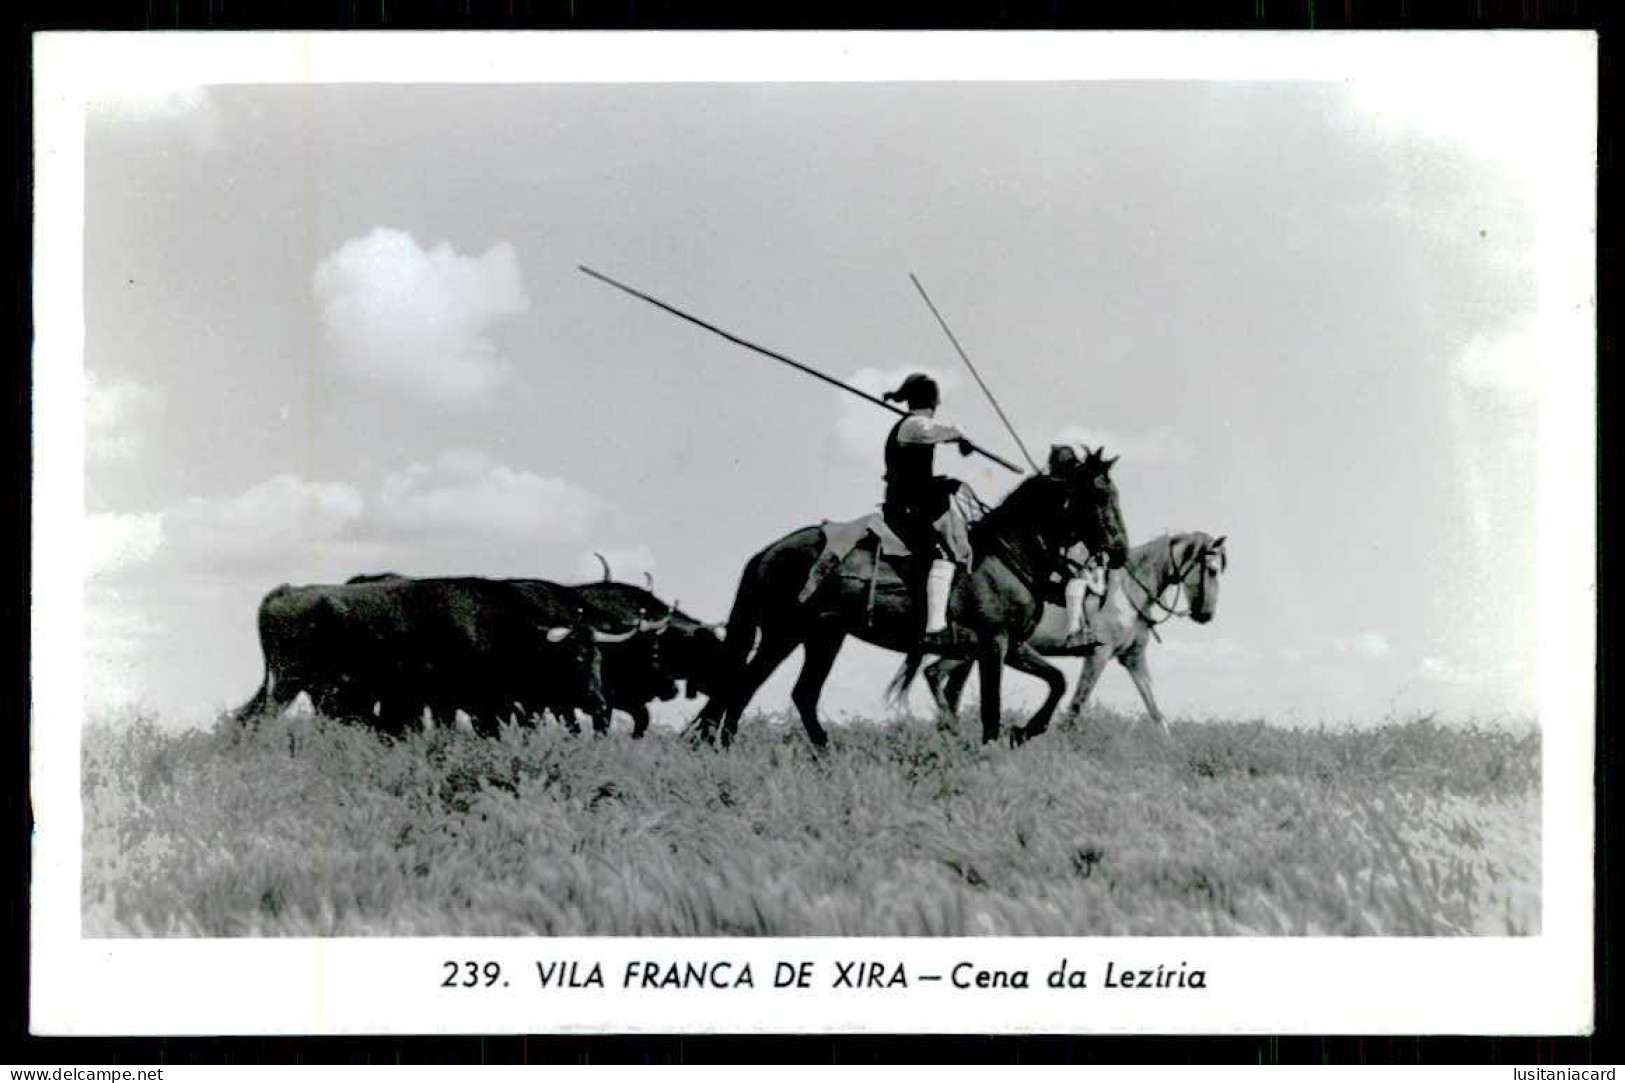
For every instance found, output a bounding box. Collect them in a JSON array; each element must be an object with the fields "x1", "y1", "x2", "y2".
[{"x1": 1063, "y1": 627, "x2": 1104, "y2": 650}]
